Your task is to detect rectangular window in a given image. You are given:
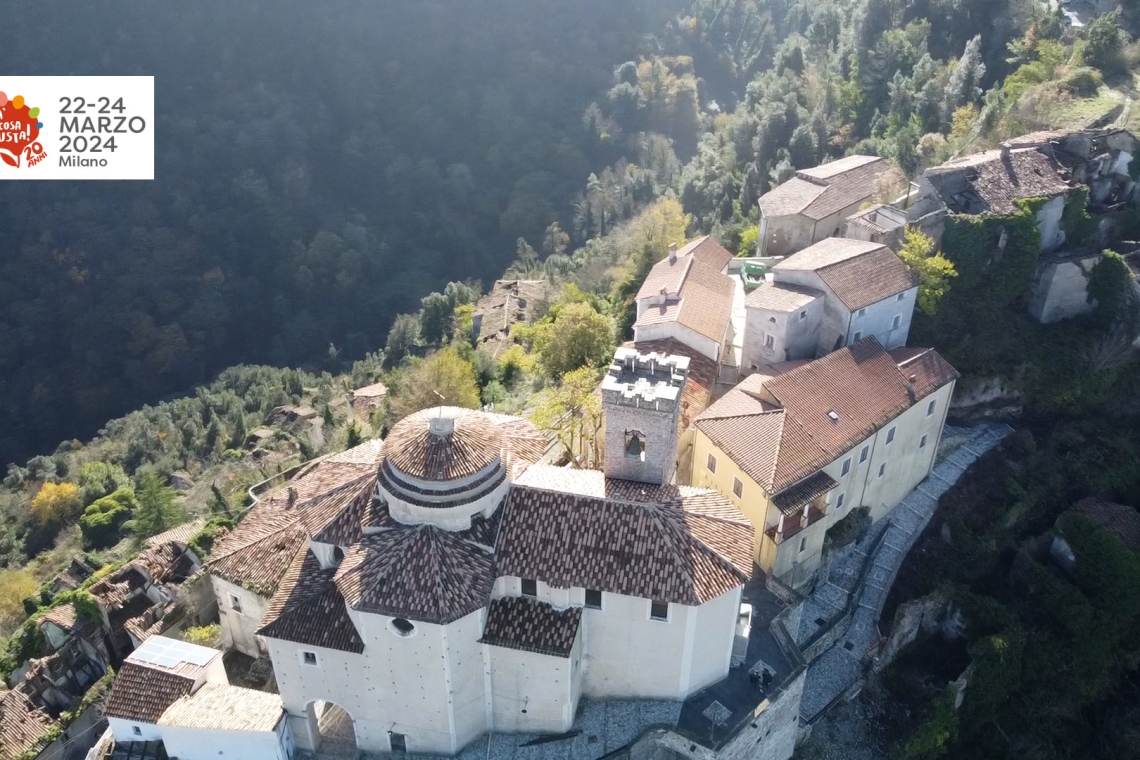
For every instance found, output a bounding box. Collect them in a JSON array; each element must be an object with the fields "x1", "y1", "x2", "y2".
[
  {"x1": 132, "y1": 726, "x2": 142, "y2": 737},
  {"x1": 707, "y1": 453, "x2": 717, "y2": 474},
  {"x1": 840, "y1": 458, "x2": 851, "y2": 477},
  {"x1": 919, "y1": 434, "x2": 928, "y2": 450},
  {"x1": 765, "y1": 334, "x2": 775, "y2": 348},
  {"x1": 852, "y1": 330, "x2": 862, "y2": 342},
  {"x1": 886, "y1": 426, "x2": 896, "y2": 445},
  {"x1": 302, "y1": 651, "x2": 318, "y2": 667},
  {"x1": 897, "y1": 292, "x2": 906, "y2": 302},
  {"x1": 732, "y1": 477, "x2": 743, "y2": 498},
  {"x1": 585, "y1": 589, "x2": 602, "y2": 609},
  {"x1": 390, "y1": 732, "x2": 407, "y2": 754},
  {"x1": 927, "y1": 399, "x2": 936, "y2": 417},
  {"x1": 521, "y1": 578, "x2": 537, "y2": 597},
  {"x1": 799, "y1": 310, "x2": 807, "y2": 320},
  {"x1": 859, "y1": 445, "x2": 870, "y2": 463},
  {"x1": 230, "y1": 594, "x2": 243, "y2": 614},
  {"x1": 650, "y1": 601, "x2": 669, "y2": 621},
  {"x1": 878, "y1": 463, "x2": 887, "y2": 478},
  {"x1": 835, "y1": 493, "x2": 845, "y2": 510},
  {"x1": 857, "y1": 308, "x2": 866, "y2": 318},
  {"x1": 892, "y1": 314, "x2": 902, "y2": 330},
  {"x1": 799, "y1": 537, "x2": 807, "y2": 553}
]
